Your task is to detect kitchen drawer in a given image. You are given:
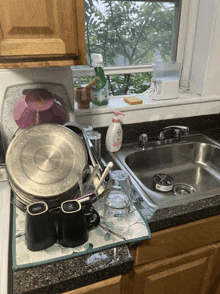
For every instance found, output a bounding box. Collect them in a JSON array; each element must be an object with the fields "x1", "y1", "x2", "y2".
[{"x1": 133, "y1": 214, "x2": 220, "y2": 266}]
